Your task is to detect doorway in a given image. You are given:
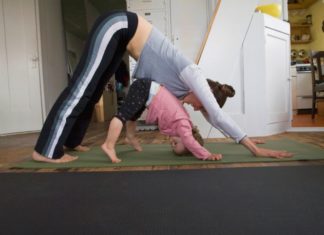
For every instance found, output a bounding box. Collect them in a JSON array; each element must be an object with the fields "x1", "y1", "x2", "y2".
[
  {"x1": 0, "y1": 0, "x2": 43, "y2": 135},
  {"x1": 288, "y1": 0, "x2": 324, "y2": 129},
  {"x1": 291, "y1": 64, "x2": 324, "y2": 127}
]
